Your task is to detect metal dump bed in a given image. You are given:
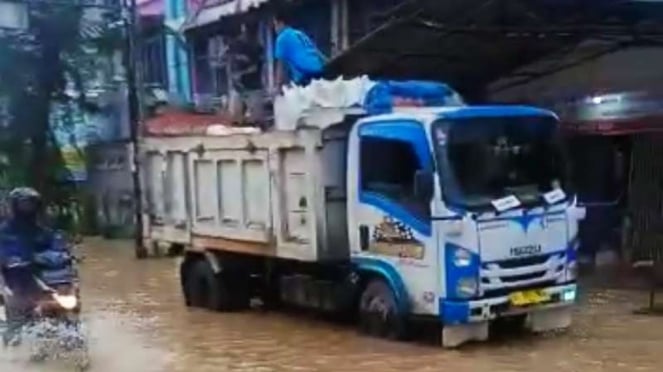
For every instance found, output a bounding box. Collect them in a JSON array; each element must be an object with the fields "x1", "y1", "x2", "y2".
[{"x1": 140, "y1": 112, "x2": 355, "y2": 262}]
